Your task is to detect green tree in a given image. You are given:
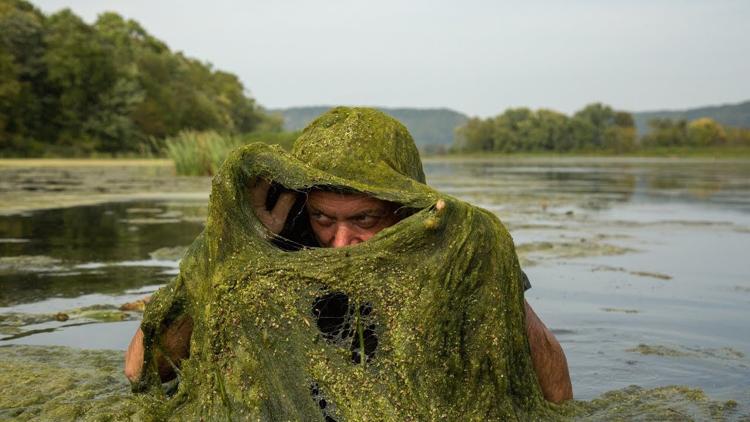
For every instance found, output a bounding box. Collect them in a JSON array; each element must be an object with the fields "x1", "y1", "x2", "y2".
[
  {"x1": 0, "y1": 1, "x2": 280, "y2": 156},
  {"x1": 492, "y1": 108, "x2": 531, "y2": 151},
  {"x1": 43, "y1": 9, "x2": 123, "y2": 153},
  {"x1": 524, "y1": 109, "x2": 572, "y2": 152},
  {"x1": 455, "y1": 117, "x2": 493, "y2": 151},
  {"x1": 686, "y1": 118, "x2": 726, "y2": 147},
  {"x1": 0, "y1": 0, "x2": 48, "y2": 154},
  {"x1": 572, "y1": 103, "x2": 617, "y2": 149},
  {"x1": 642, "y1": 118, "x2": 688, "y2": 147}
]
